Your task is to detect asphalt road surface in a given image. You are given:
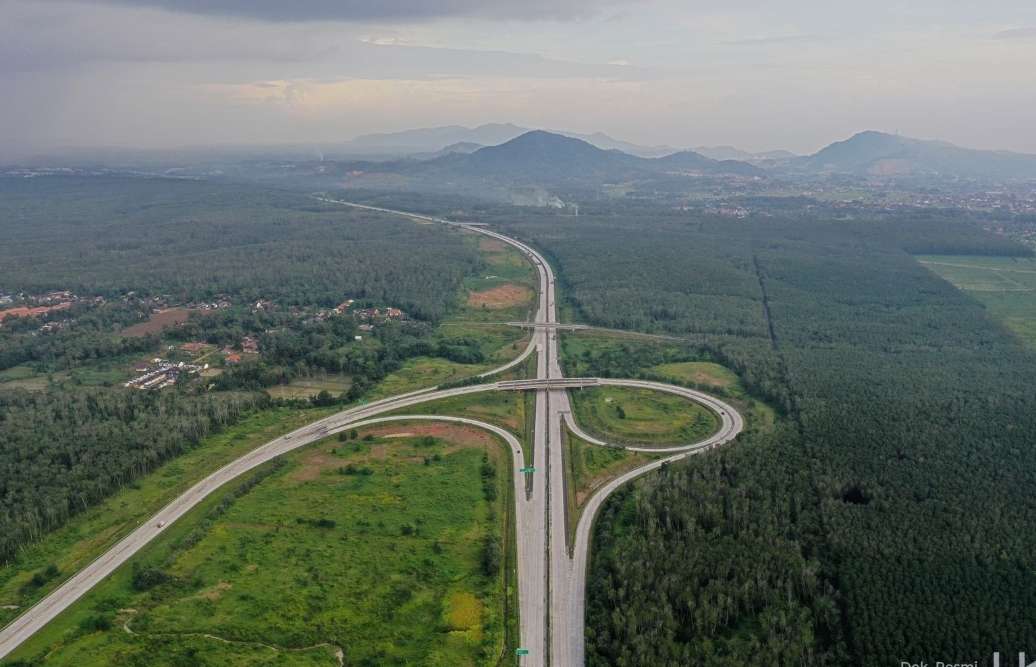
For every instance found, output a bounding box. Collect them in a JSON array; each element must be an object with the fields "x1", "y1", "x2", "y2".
[{"x1": 0, "y1": 200, "x2": 743, "y2": 665}]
